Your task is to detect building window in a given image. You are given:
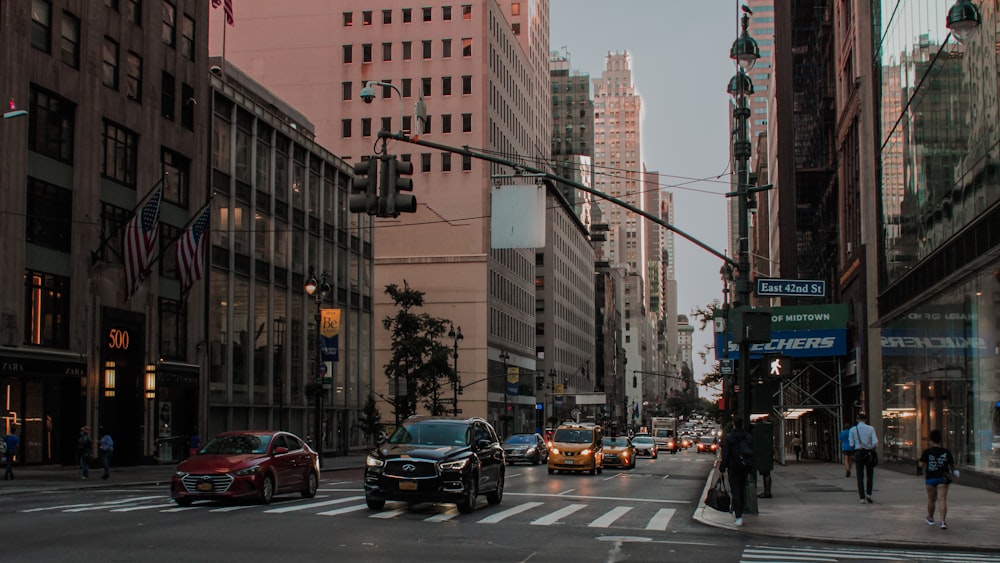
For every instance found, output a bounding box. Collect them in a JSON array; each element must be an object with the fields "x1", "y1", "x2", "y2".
[
  {"x1": 26, "y1": 177, "x2": 72, "y2": 253},
  {"x1": 342, "y1": 81, "x2": 352, "y2": 101},
  {"x1": 162, "y1": 147, "x2": 190, "y2": 207},
  {"x1": 24, "y1": 270, "x2": 70, "y2": 348},
  {"x1": 443, "y1": 6, "x2": 452, "y2": 20},
  {"x1": 341, "y1": 119, "x2": 351, "y2": 138},
  {"x1": 161, "y1": 71, "x2": 175, "y2": 120},
  {"x1": 441, "y1": 153, "x2": 451, "y2": 172},
  {"x1": 422, "y1": 6, "x2": 432, "y2": 21},
  {"x1": 402, "y1": 41, "x2": 412, "y2": 60},
  {"x1": 442, "y1": 76, "x2": 452, "y2": 96},
  {"x1": 442, "y1": 114, "x2": 452, "y2": 133},
  {"x1": 421, "y1": 153, "x2": 431, "y2": 172},
  {"x1": 181, "y1": 15, "x2": 195, "y2": 60},
  {"x1": 362, "y1": 43, "x2": 372, "y2": 63},
  {"x1": 361, "y1": 118, "x2": 372, "y2": 137},
  {"x1": 512, "y1": 22, "x2": 520, "y2": 35},
  {"x1": 462, "y1": 154, "x2": 472, "y2": 170},
  {"x1": 462, "y1": 38, "x2": 472, "y2": 57},
  {"x1": 512, "y1": 3, "x2": 521, "y2": 16},
  {"x1": 463, "y1": 5, "x2": 472, "y2": 20},
  {"x1": 102, "y1": 120, "x2": 138, "y2": 187},
  {"x1": 343, "y1": 44, "x2": 353, "y2": 64},
  {"x1": 382, "y1": 42, "x2": 392, "y2": 61},
  {"x1": 103, "y1": 37, "x2": 120, "y2": 89},
  {"x1": 422, "y1": 77, "x2": 431, "y2": 97},
  {"x1": 127, "y1": 0, "x2": 141, "y2": 24},
  {"x1": 382, "y1": 9, "x2": 392, "y2": 24},
  {"x1": 422, "y1": 40, "x2": 432, "y2": 59},
  {"x1": 402, "y1": 78, "x2": 412, "y2": 97},
  {"x1": 362, "y1": 10, "x2": 372, "y2": 25},
  {"x1": 402, "y1": 8, "x2": 412, "y2": 23},
  {"x1": 462, "y1": 75, "x2": 472, "y2": 95},
  {"x1": 462, "y1": 113, "x2": 472, "y2": 132},
  {"x1": 28, "y1": 86, "x2": 75, "y2": 163},
  {"x1": 123, "y1": 51, "x2": 142, "y2": 101},
  {"x1": 31, "y1": 0, "x2": 52, "y2": 53},
  {"x1": 158, "y1": 223, "x2": 178, "y2": 278},
  {"x1": 422, "y1": 115, "x2": 431, "y2": 134},
  {"x1": 442, "y1": 39, "x2": 452, "y2": 58},
  {"x1": 161, "y1": 0, "x2": 176, "y2": 47},
  {"x1": 158, "y1": 298, "x2": 187, "y2": 360},
  {"x1": 381, "y1": 116, "x2": 391, "y2": 133},
  {"x1": 60, "y1": 11, "x2": 80, "y2": 68},
  {"x1": 181, "y1": 83, "x2": 194, "y2": 130},
  {"x1": 402, "y1": 115, "x2": 412, "y2": 134},
  {"x1": 343, "y1": 11, "x2": 352, "y2": 26},
  {"x1": 99, "y1": 203, "x2": 129, "y2": 264}
]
